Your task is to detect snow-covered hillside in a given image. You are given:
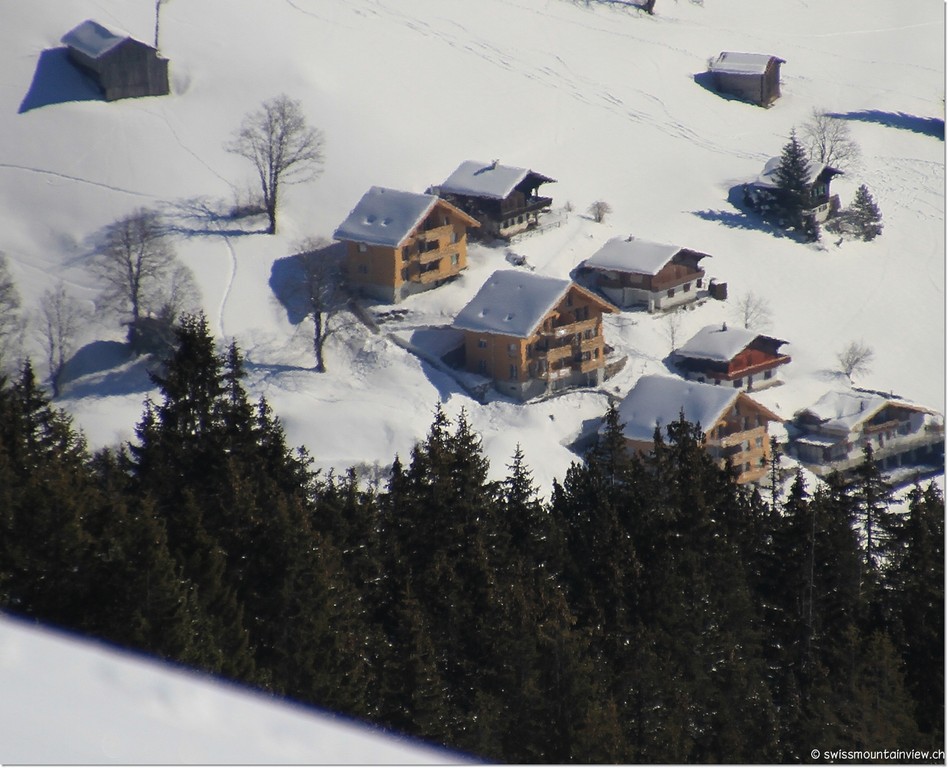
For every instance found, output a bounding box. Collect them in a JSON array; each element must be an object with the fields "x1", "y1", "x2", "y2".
[
  {"x1": 1, "y1": 0, "x2": 943, "y2": 498},
  {"x1": 0, "y1": 615, "x2": 468, "y2": 764}
]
